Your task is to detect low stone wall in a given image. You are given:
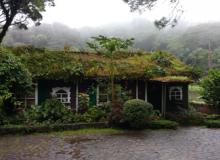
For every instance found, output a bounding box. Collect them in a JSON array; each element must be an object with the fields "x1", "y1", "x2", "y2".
[
  {"x1": 190, "y1": 102, "x2": 218, "y2": 114},
  {"x1": 0, "y1": 122, "x2": 109, "y2": 135}
]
